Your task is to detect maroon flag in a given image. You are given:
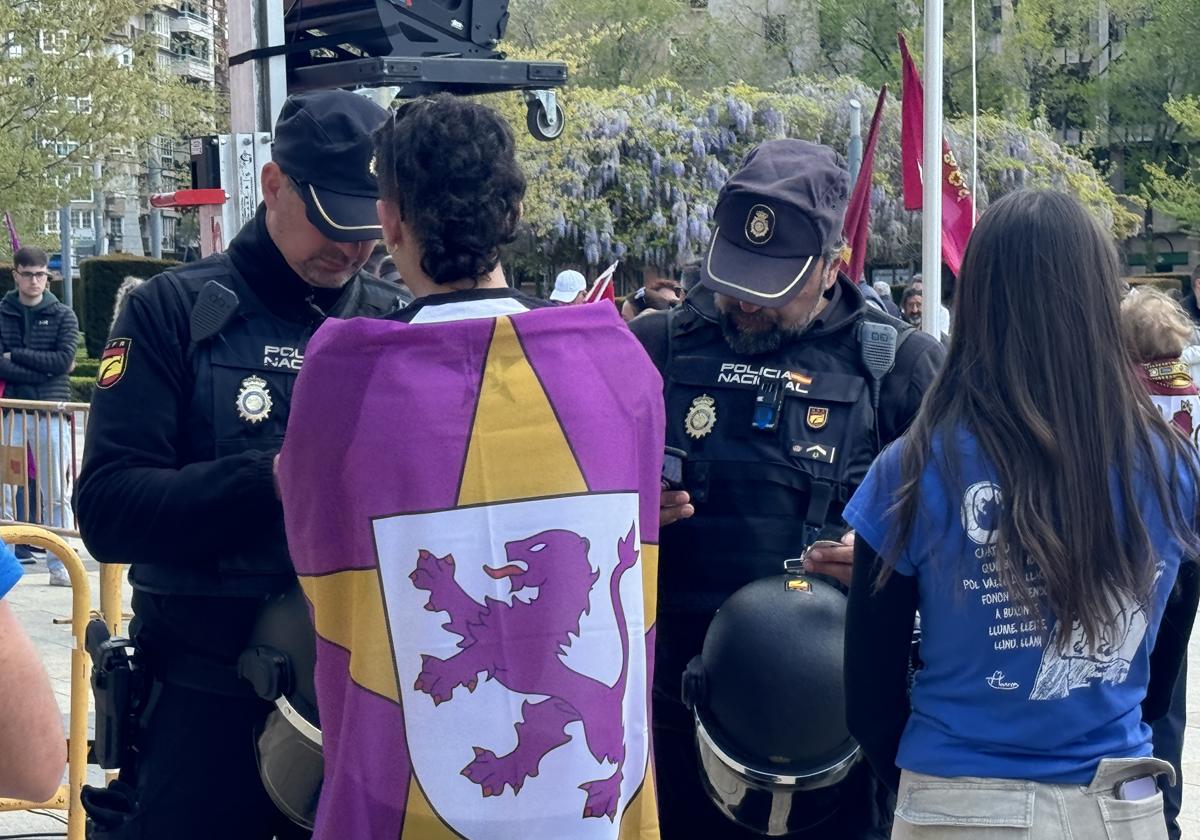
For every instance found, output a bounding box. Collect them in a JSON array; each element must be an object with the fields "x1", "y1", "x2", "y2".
[
  {"x1": 840, "y1": 86, "x2": 887, "y2": 283},
  {"x1": 4, "y1": 213, "x2": 20, "y2": 255},
  {"x1": 584, "y1": 261, "x2": 618, "y2": 305},
  {"x1": 898, "y1": 32, "x2": 975, "y2": 276}
]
